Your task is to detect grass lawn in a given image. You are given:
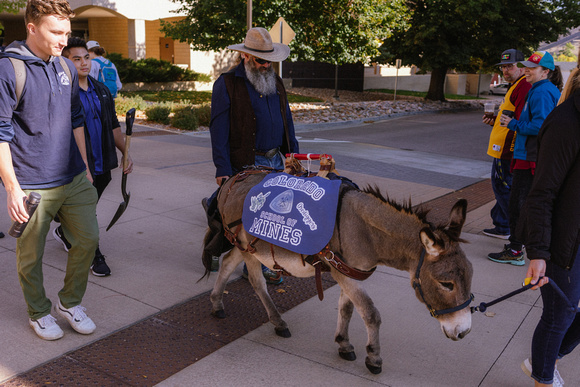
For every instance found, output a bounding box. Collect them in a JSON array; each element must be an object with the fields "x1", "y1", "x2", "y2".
[
  {"x1": 368, "y1": 89, "x2": 485, "y2": 100},
  {"x1": 119, "y1": 90, "x2": 322, "y2": 104}
]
